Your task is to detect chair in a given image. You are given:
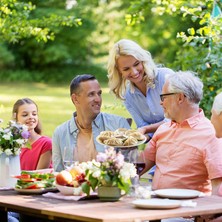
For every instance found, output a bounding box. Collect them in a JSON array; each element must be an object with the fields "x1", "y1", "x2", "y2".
[{"x1": 126, "y1": 118, "x2": 133, "y2": 127}]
